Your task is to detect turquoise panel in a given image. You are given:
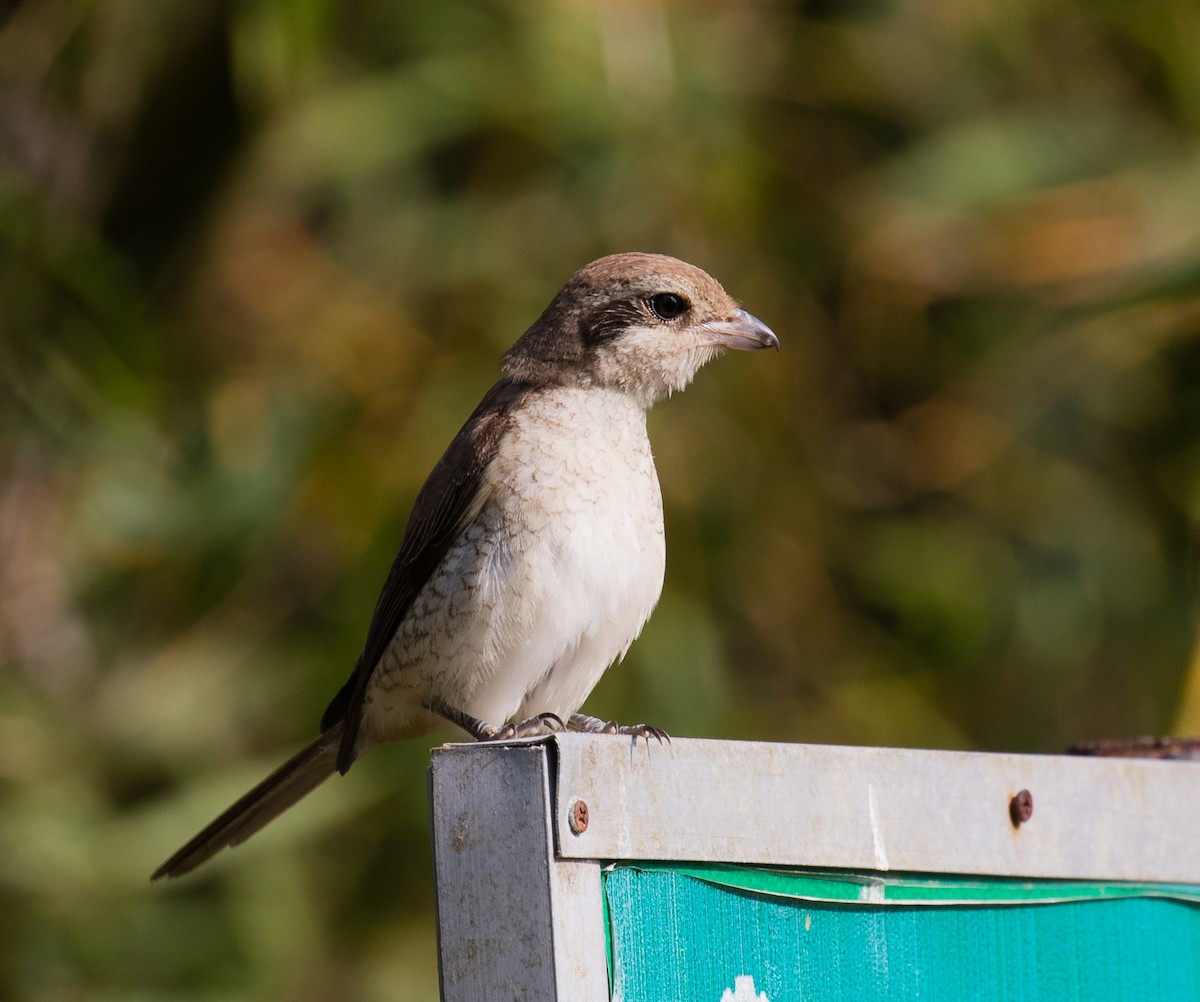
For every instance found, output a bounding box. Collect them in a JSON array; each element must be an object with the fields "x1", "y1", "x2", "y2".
[{"x1": 604, "y1": 866, "x2": 1200, "y2": 1001}]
